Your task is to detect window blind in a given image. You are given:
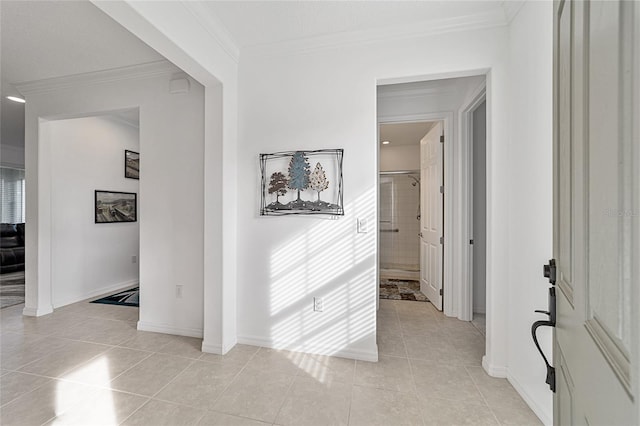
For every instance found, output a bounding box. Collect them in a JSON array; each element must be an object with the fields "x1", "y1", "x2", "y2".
[{"x1": 0, "y1": 167, "x2": 26, "y2": 224}]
